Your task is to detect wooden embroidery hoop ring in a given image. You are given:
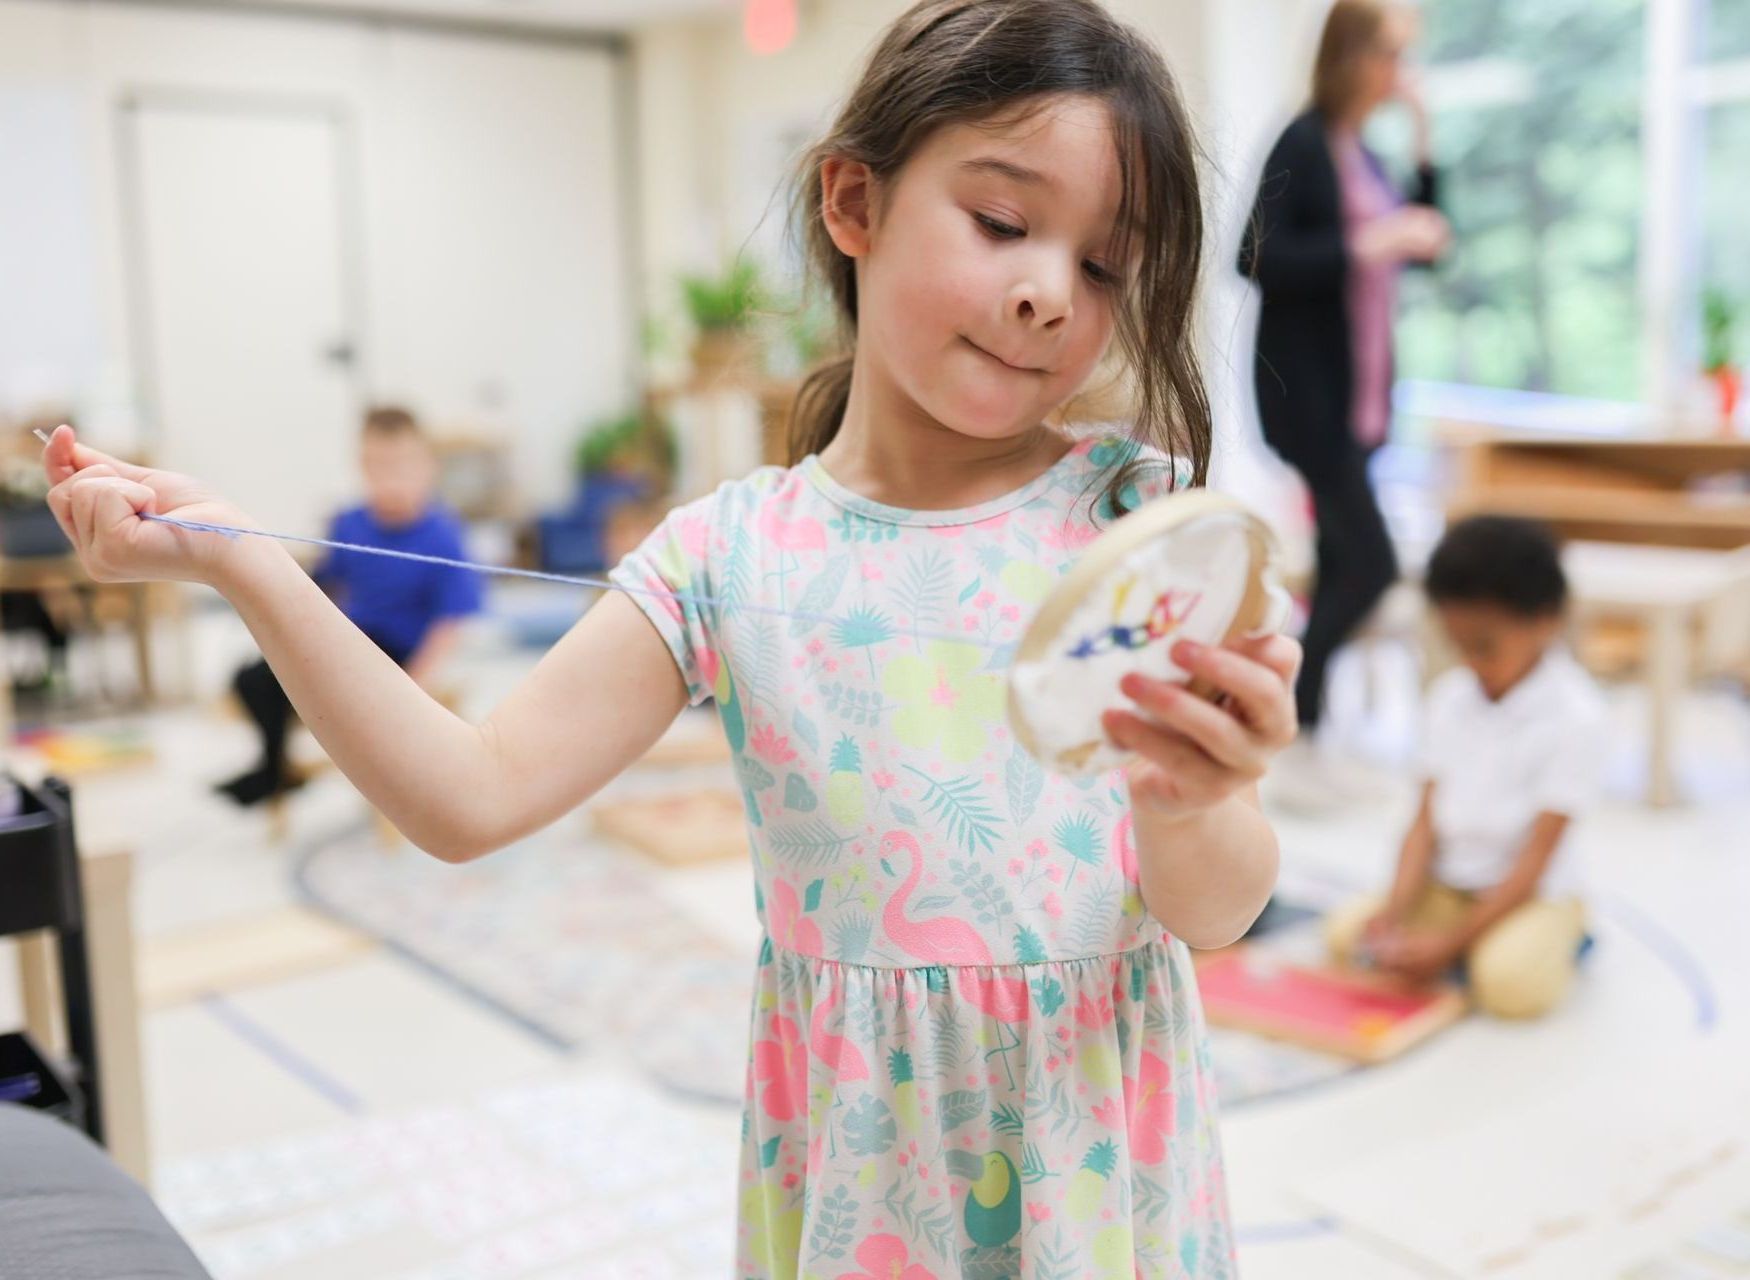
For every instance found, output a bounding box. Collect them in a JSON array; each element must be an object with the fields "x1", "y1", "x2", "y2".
[{"x1": 1008, "y1": 490, "x2": 1285, "y2": 776}]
